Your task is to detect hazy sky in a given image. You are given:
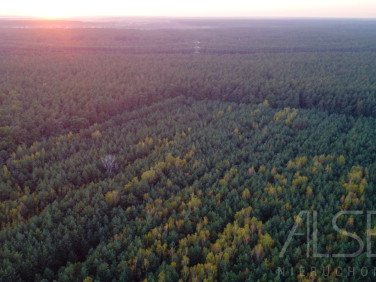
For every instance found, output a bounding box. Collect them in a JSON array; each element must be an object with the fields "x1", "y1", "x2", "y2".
[{"x1": 1, "y1": 0, "x2": 375, "y2": 19}]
